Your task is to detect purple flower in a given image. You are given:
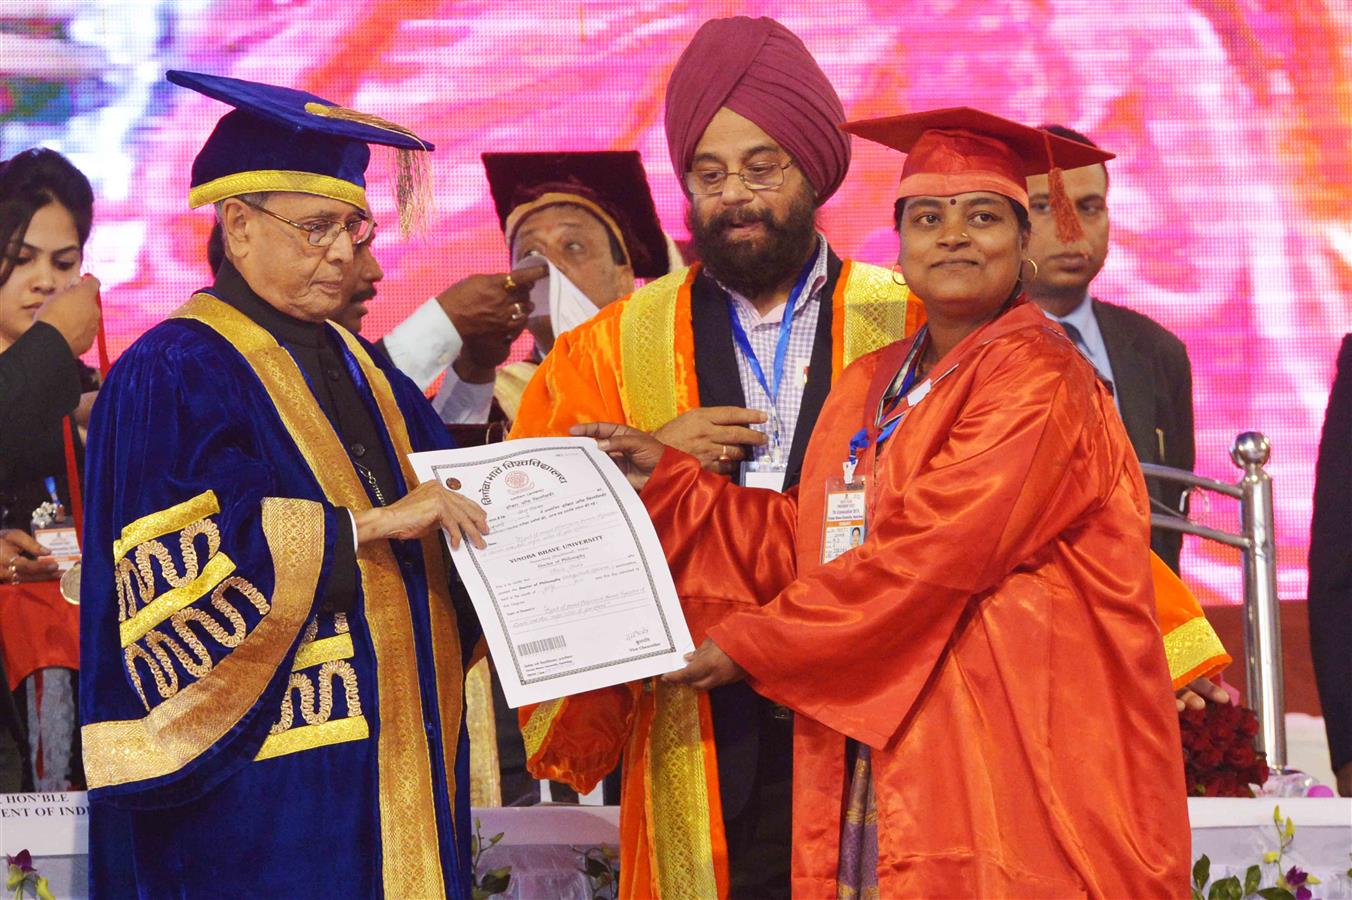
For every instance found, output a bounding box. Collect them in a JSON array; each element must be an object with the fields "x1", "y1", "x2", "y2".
[
  {"x1": 6, "y1": 851, "x2": 33, "y2": 873},
  {"x1": 1284, "y1": 866, "x2": 1314, "y2": 900}
]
